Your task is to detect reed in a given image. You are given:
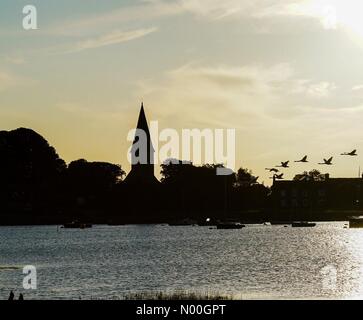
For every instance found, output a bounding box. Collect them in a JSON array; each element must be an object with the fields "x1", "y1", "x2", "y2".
[{"x1": 124, "y1": 290, "x2": 234, "y2": 300}]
